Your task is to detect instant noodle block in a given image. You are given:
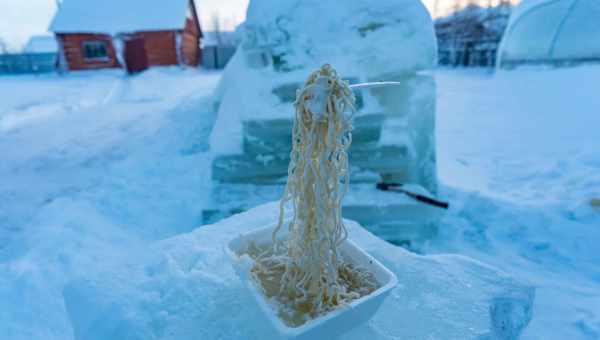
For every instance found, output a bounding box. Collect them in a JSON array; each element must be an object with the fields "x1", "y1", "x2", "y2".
[{"x1": 226, "y1": 222, "x2": 398, "y2": 339}]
